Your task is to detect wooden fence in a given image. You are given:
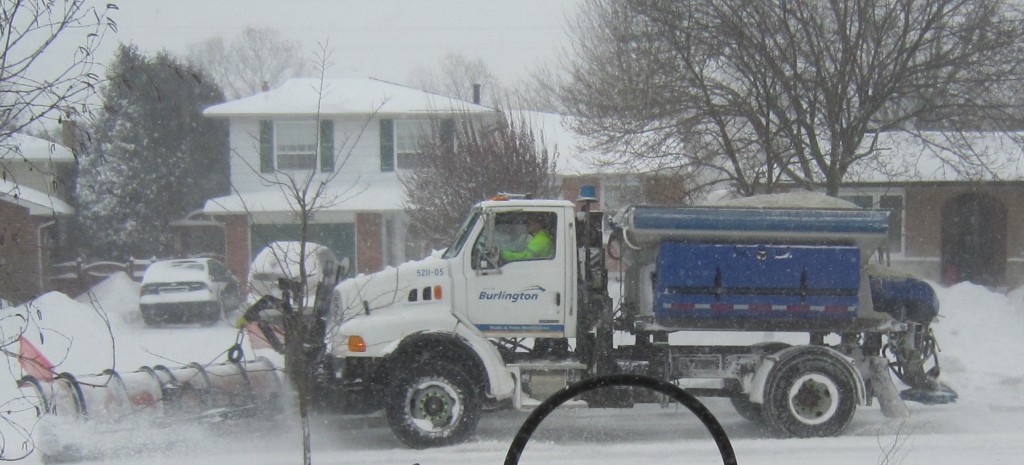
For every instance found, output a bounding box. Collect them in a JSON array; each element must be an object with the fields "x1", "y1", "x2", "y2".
[{"x1": 47, "y1": 258, "x2": 156, "y2": 297}]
